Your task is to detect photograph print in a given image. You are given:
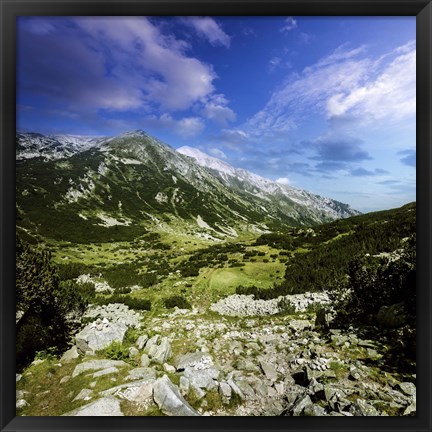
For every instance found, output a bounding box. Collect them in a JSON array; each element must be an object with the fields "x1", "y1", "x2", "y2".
[{"x1": 15, "y1": 15, "x2": 416, "y2": 417}]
